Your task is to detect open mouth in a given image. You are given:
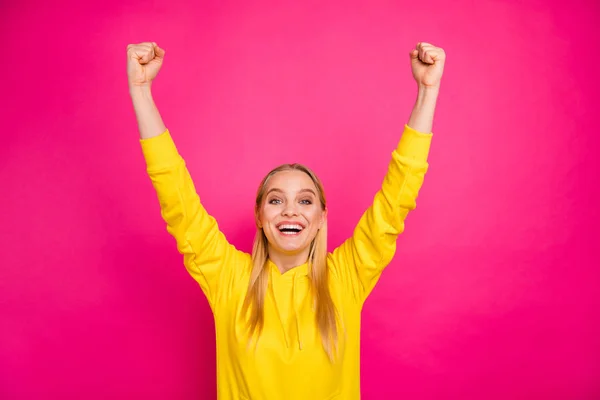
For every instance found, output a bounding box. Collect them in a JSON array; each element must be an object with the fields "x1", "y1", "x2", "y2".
[{"x1": 277, "y1": 223, "x2": 304, "y2": 236}]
